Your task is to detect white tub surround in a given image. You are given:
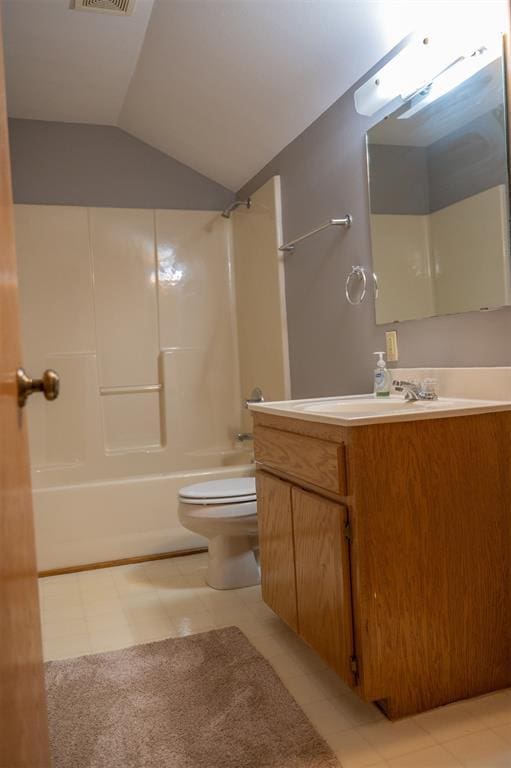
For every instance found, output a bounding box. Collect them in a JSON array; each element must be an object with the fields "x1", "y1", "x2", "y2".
[
  {"x1": 15, "y1": 206, "x2": 245, "y2": 570},
  {"x1": 34, "y1": 466, "x2": 253, "y2": 572},
  {"x1": 16, "y1": 205, "x2": 243, "y2": 484},
  {"x1": 16, "y1": 179, "x2": 288, "y2": 571}
]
